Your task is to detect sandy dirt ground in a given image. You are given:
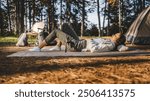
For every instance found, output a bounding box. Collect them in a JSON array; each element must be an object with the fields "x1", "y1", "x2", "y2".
[{"x1": 0, "y1": 46, "x2": 150, "y2": 84}]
